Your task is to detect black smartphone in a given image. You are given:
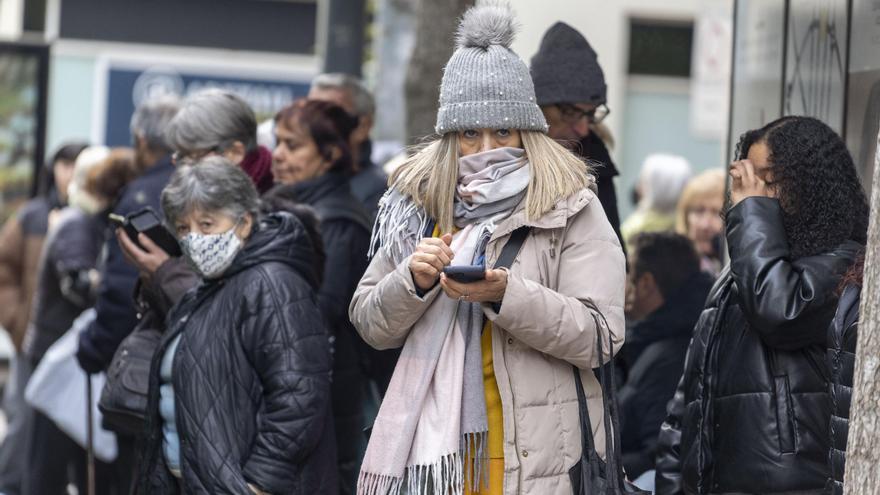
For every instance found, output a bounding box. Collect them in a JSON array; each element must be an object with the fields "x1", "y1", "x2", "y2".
[
  {"x1": 111, "y1": 208, "x2": 182, "y2": 257},
  {"x1": 443, "y1": 265, "x2": 486, "y2": 283}
]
